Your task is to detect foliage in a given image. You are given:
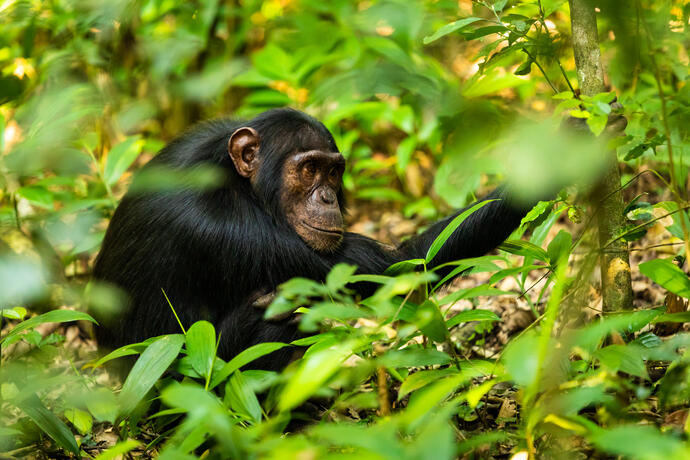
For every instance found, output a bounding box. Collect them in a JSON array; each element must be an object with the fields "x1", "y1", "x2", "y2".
[{"x1": 1, "y1": 0, "x2": 690, "y2": 458}]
